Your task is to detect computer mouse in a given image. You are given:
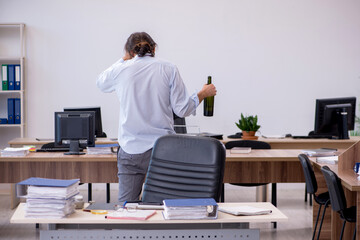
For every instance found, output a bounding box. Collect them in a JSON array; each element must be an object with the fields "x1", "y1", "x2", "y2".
[{"x1": 285, "y1": 134, "x2": 292, "y2": 138}]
